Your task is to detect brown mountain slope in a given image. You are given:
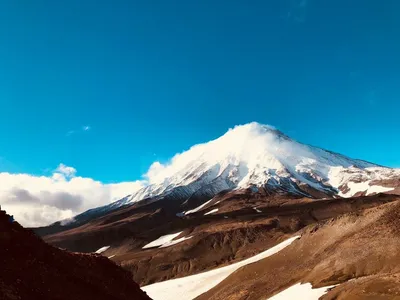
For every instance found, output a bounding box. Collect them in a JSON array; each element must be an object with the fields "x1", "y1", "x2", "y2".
[
  {"x1": 37, "y1": 191, "x2": 397, "y2": 288},
  {"x1": 0, "y1": 209, "x2": 151, "y2": 300},
  {"x1": 197, "y1": 195, "x2": 400, "y2": 300}
]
